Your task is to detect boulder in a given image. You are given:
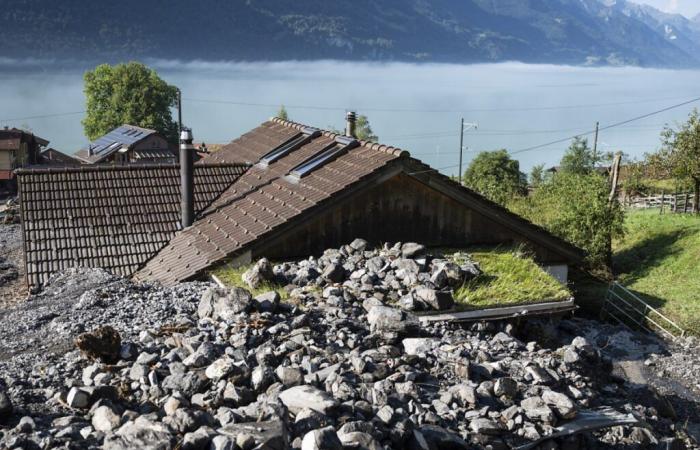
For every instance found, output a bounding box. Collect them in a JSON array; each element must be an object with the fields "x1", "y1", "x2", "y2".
[
  {"x1": 218, "y1": 419, "x2": 288, "y2": 450},
  {"x1": 301, "y1": 426, "x2": 343, "y2": 450},
  {"x1": 279, "y1": 385, "x2": 339, "y2": 415},
  {"x1": 198, "y1": 287, "x2": 252, "y2": 321},
  {"x1": 402, "y1": 338, "x2": 440, "y2": 356},
  {"x1": 520, "y1": 396, "x2": 556, "y2": 423},
  {"x1": 242, "y1": 258, "x2": 274, "y2": 289},
  {"x1": 414, "y1": 288, "x2": 454, "y2": 311},
  {"x1": 254, "y1": 291, "x2": 280, "y2": 313},
  {"x1": 542, "y1": 390, "x2": 577, "y2": 419},
  {"x1": 103, "y1": 417, "x2": 176, "y2": 450},
  {"x1": 493, "y1": 377, "x2": 518, "y2": 398},
  {"x1": 66, "y1": 387, "x2": 91, "y2": 409},
  {"x1": 401, "y1": 242, "x2": 426, "y2": 258},
  {"x1": 74, "y1": 326, "x2": 121, "y2": 363},
  {"x1": 92, "y1": 405, "x2": 121, "y2": 432}
]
